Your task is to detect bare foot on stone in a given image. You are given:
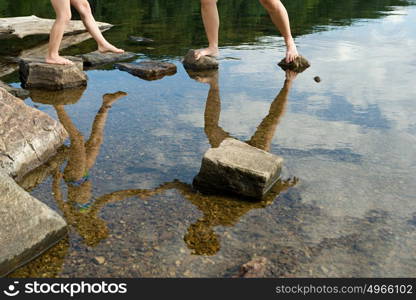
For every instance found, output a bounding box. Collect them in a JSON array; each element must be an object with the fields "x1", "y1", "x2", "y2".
[
  {"x1": 194, "y1": 47, "x2": 219, "y2": 60},
  {"x1": 45, "y1": 56, "x2": 74, "y2": 65},
  {"x1": 285, "y1": 38, "x2": 299, "y2": 63},
  {"x1": 98, "y1": 43, "x2": 125, "y2": 54}
]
